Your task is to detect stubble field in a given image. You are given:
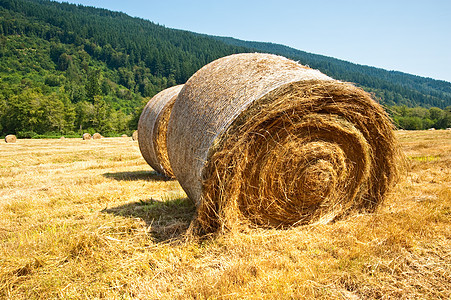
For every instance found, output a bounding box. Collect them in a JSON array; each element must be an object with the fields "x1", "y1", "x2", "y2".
[{"x1": 0, "y1": 130, "x2": 450, "y2": 299}]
